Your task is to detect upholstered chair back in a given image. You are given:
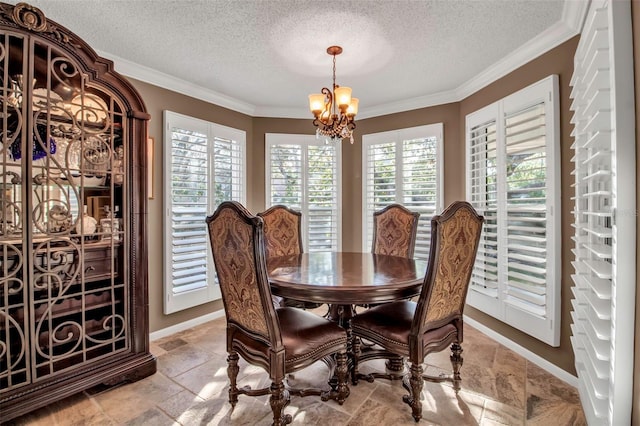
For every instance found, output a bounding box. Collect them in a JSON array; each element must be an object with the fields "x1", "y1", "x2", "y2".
[
  {"x1": 206, "y1": 201, "x2": 280, "y2": 347},
  {"x1": 413, "y1": 201, "x2": 483, "y2": 335},
  {"x1": 258, "y1": 205, "x2": 303, "y2": 258},
  {"x1": 371, "y1": 204, "x2": 420, "y2": 258}
]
